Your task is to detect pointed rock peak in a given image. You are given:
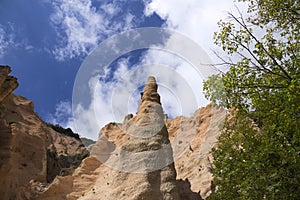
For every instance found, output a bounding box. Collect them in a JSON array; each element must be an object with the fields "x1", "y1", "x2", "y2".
[
  {"x1": 0, "y1": 65, "x2": 18, "y2": 102},
  {"x1": 146, "y1": 76, "x2": 157, "y2": 85},
  {"x1": 140, "y1": 76, "x2": 161, "y2": 104}
]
